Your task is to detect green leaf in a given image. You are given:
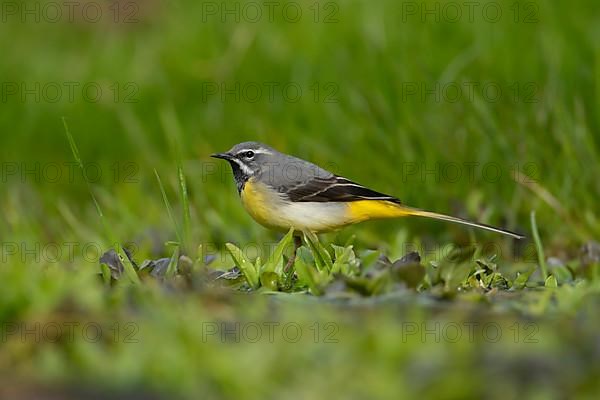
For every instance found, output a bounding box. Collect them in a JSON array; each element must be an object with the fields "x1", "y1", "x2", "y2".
[
  {"x1": 358, "y1": 250, "x2": 382, "y2": 272},
  {"x1": 294, "y1": 251, "x2": 322, "y2": 295},
  {"x1": 331, "y1": 244, "x2": 356, "y2": 275},
  {"x1": 343, "y1": 234, "x2": 356, "y2": 248},
  {"x1": 303, "y1": 231, "x2": 333, "y2": 272},
  {"x1": 343, "y1": 275, "x2": 378, "y2": 296},
  {"x1": 254, "y1": 256, "x2": 262, "y2": 271},
  {"x1": 165, "y1": 246, "x2": 180, "y2": 279},
  {"x1": 545, "y1": 274, "x2": 558, "y2": 288},
  {"x1": 368, "y1": 272, "x2": 391, "y2": 295},
  {"x1": 489, "y1": 273, "x2": 510, "y2": 290},
  {"x1": 512, "y1": 267, "x2": 535, "y2": 289},
  {"x1": 260, "y1": 272, "x2": 279, "y2": 291},
  {"x1": 439, "y1": 247, "x2": 476, "y2": 292},
  {"x1": 392, "y1": 262, "x2": 425, "y2": 289},
  {"x1": 226, "y1": 243, "x2": 260, "y2": 289},
  {"x1": 263, "y1": 227, "x2": 294, "y2": 275}
]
